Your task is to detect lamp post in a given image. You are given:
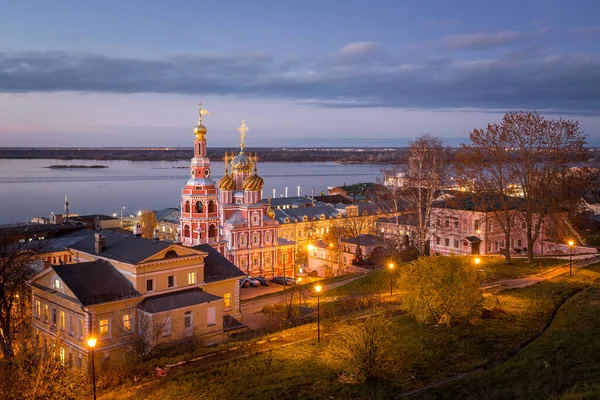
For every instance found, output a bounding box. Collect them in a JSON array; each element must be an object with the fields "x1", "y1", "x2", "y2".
[
  {"x1": 476, "y1": 229, "x2": 481, "y2": 256},
  {"x1": 87, "y1": 337, "x2": 97, "y2": 400},
  {"x1": 474, "y1": 257, "x2": 481, "y2": 280},
  {"x1": 388, "y1": 263, "x2": 394, "y2": 296},
  {"x1": 315, "y1": 285, "x2": 322, "y2": 343},
  {"x1": 329, "y1": 243, "x2": 334, "y2": 275},
  {"x1": 568, "y1": 240, "x2": 574, "y2": 276},
  {"x1": 119, "y1": 206, "x2": 125, "y2": 228}
]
